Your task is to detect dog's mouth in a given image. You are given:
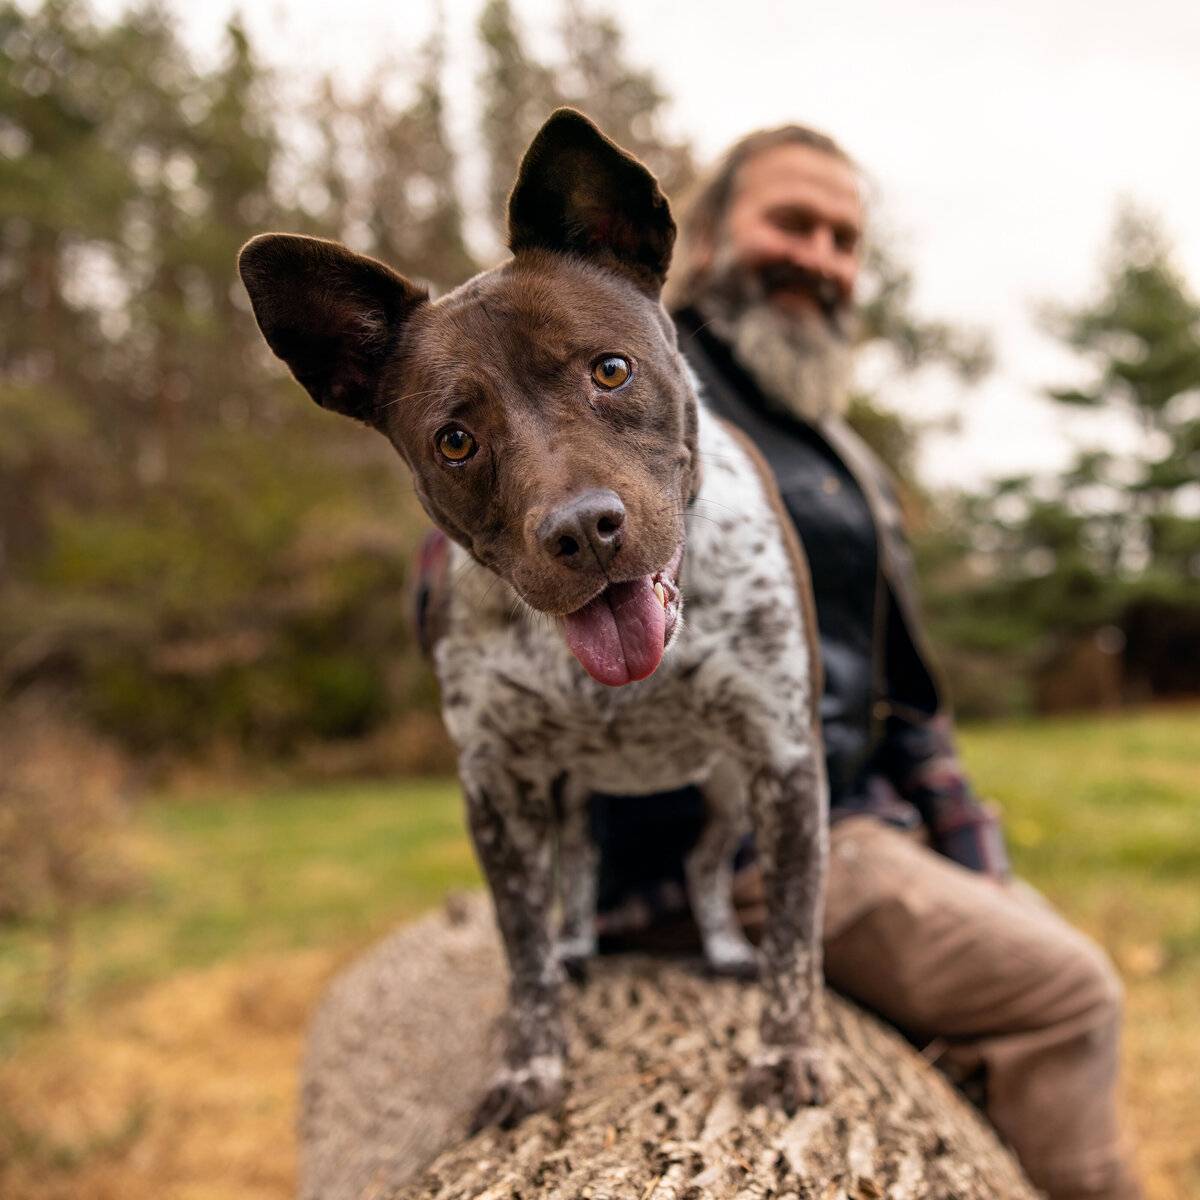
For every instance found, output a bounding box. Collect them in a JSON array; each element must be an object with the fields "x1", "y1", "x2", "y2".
[{"x1": 562, "y1": 541, "x2": 684, "y2": 687}]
